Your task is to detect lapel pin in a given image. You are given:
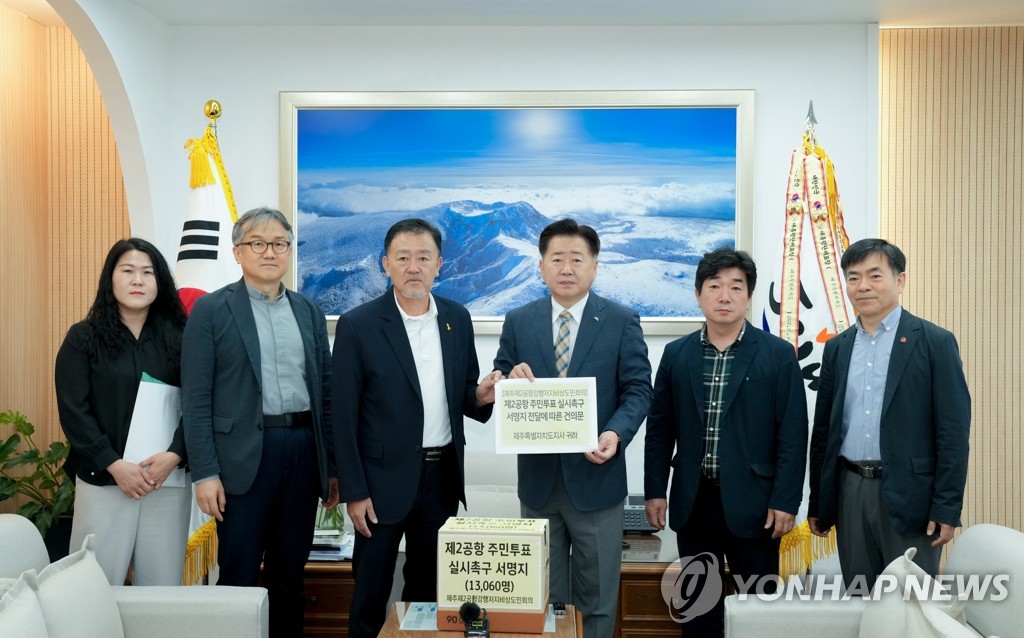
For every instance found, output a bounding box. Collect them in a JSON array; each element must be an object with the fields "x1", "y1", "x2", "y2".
[
  {"x1": 900, "y1": 337, "x2": 907, "y2": 343},
  {"x1": 594, "y1": 317, "x2": 599, "y2": 321},
  {"x1": 446, "y1": 323, "x2": 451, "y2": 331}
]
